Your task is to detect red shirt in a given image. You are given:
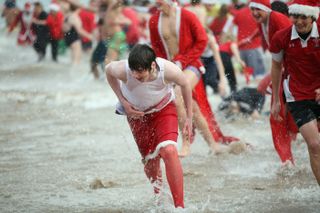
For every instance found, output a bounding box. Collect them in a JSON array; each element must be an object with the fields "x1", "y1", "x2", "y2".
[
  {"x1": 269, "y1": 23, "x2": 320, "y2": 101},
  {"x1": 219, "y1": 41, "x2": 233, "y2": 56},
  {"x1": 46, "y1": 12, "x2": 64, "y2": 40},
  {"x1": 209, "y1": 16, "x2": 227, "y2": 43},
  {"x1": 259, "y1": 11, "x2": 291, "y2": 50},
  {"x1": 79, "y1": 9, "x2": 96, "y2": 43},
  {"x1": 233, "y1": 7, "x2": 261, "y2": 50},
  {"x1": 122, "y1": 7, "x2": 140, "y2": 46}
]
